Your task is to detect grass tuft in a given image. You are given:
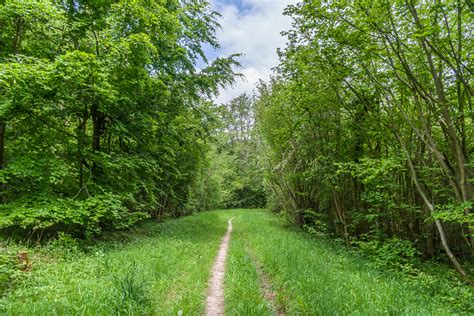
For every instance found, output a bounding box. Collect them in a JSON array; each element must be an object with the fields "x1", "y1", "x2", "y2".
[{"x1": 113, "y1": 262, "x2": 150, "y2": 313}]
